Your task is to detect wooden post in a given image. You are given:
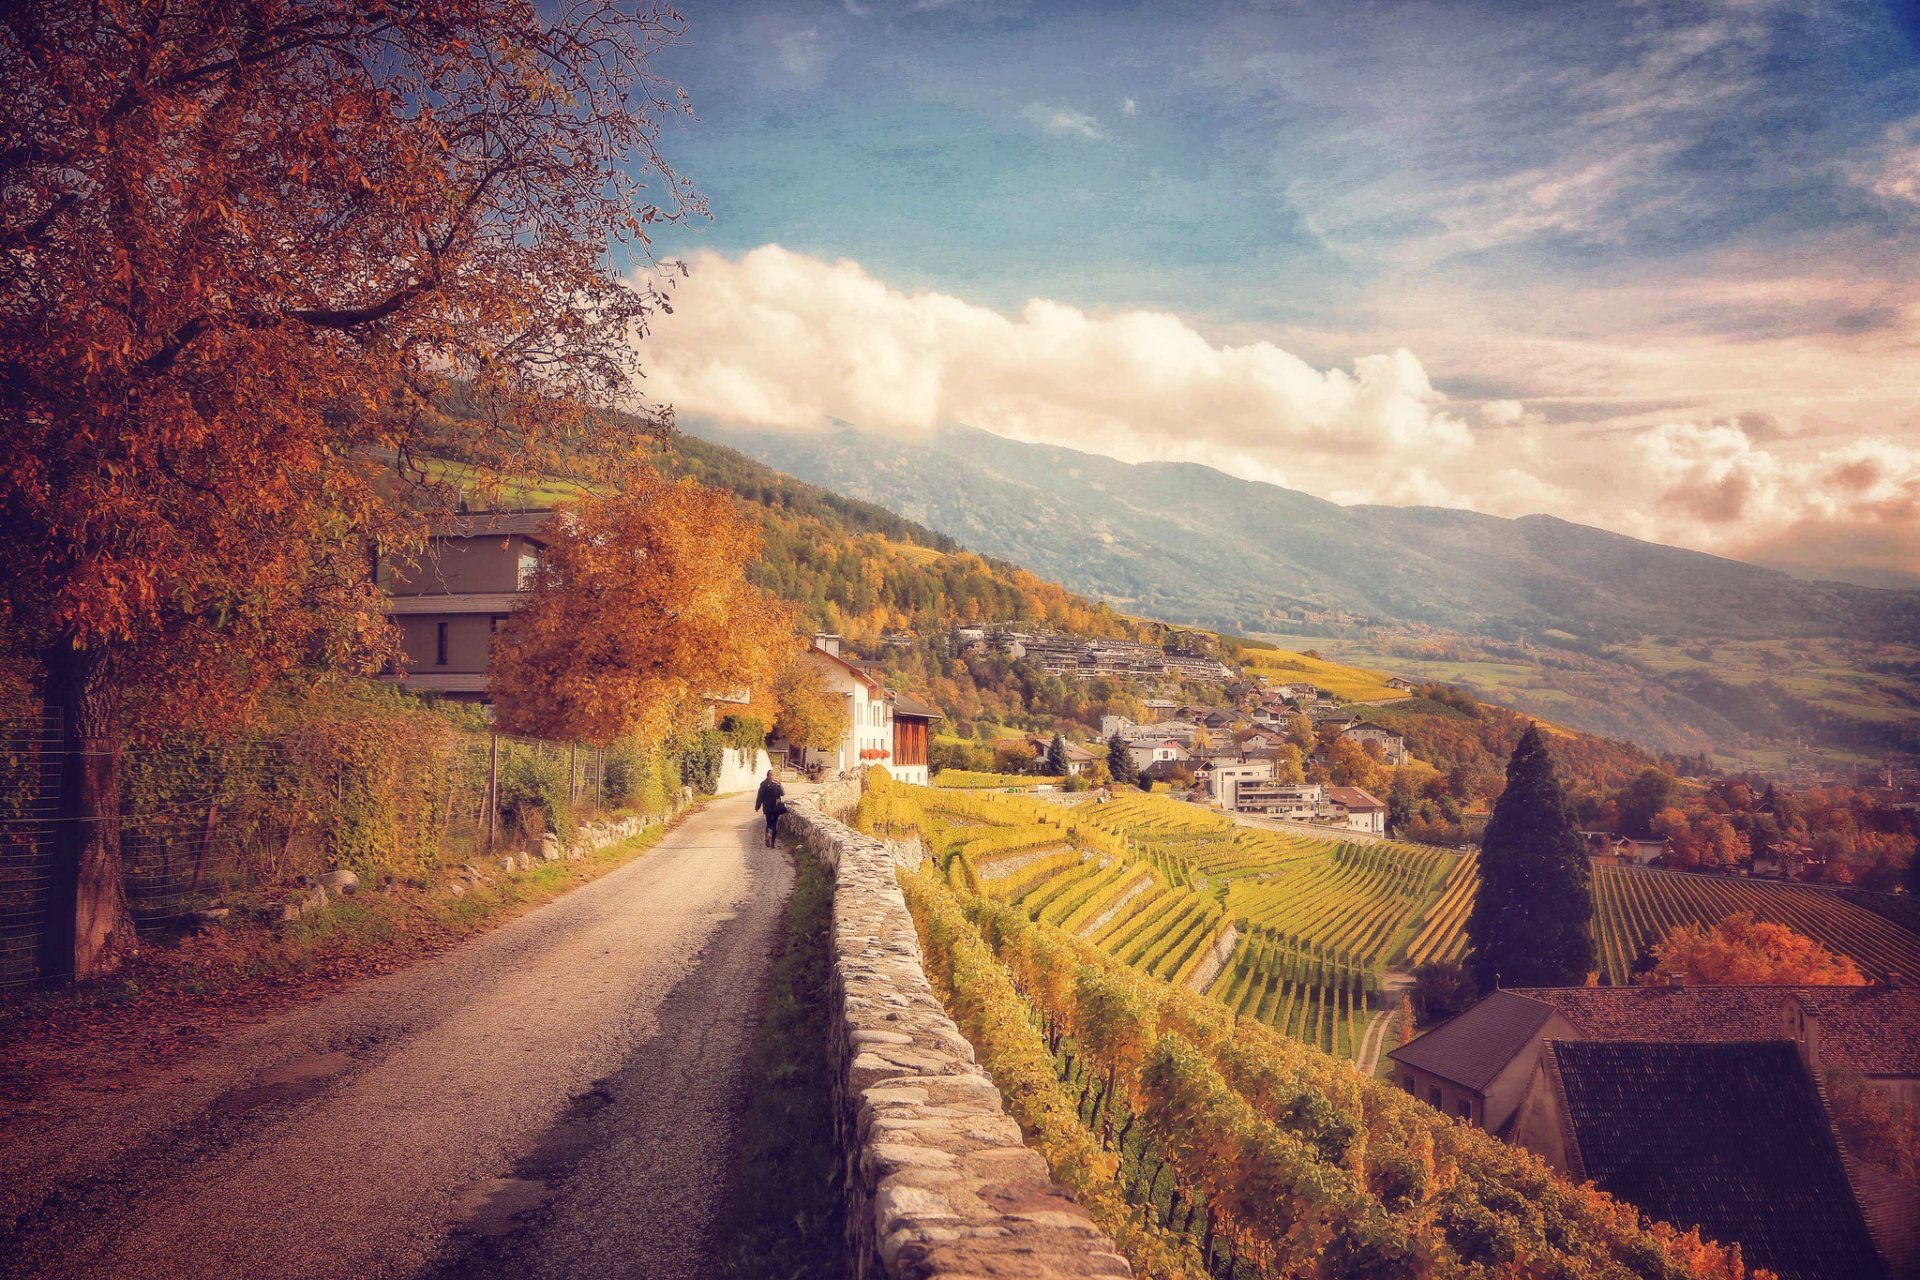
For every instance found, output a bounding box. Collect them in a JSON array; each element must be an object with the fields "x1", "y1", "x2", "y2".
[
  {"x1": 486, "y1": 733, "x2": 500, "y2": 854},
  {"x1": 568, "y1": 744, "x2": 577, "y2": 802},
  {"x1": 594, "y1": 748, "x2": 603, "y2": 812}
]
